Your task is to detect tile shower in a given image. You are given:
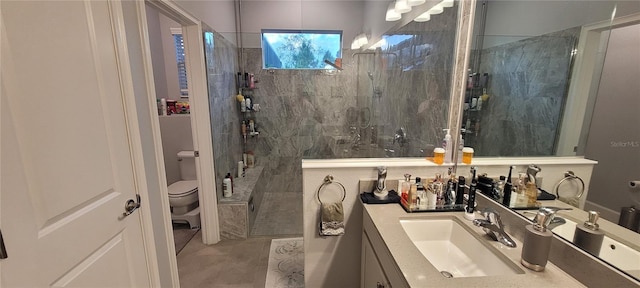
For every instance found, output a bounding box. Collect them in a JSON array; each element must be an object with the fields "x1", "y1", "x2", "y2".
[{"x1": 206, "y1": 6, "x2": 458, "y2": 237}]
